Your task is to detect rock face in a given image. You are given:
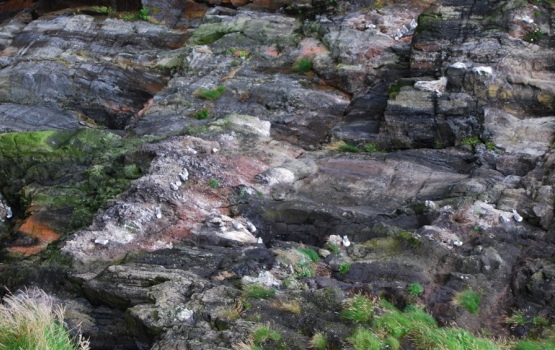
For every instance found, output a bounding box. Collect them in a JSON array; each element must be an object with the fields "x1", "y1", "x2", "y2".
[{"x1": 0, "y1": 0, "x2": 554, "y2": 349}]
